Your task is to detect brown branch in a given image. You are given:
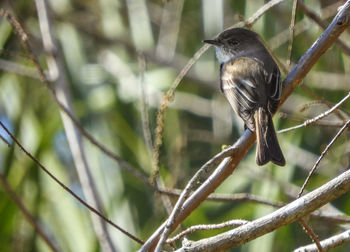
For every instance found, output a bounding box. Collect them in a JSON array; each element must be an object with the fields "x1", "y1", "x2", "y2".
[
  {"x1": 140, "y1": 1, "x2": 350, "y2": 250},
  {"x1": 174, "y1": 163, "x2": 350, "y2": 251},
  {"x1": 278, "y1": 92, "x2": 350, "y2": 133},
  {"x1": 298, "y1": 219, "x2": 323, "y2": 252},
  {"x1": 296, "y1": 114, "x2": 350, "y2": 250}
]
